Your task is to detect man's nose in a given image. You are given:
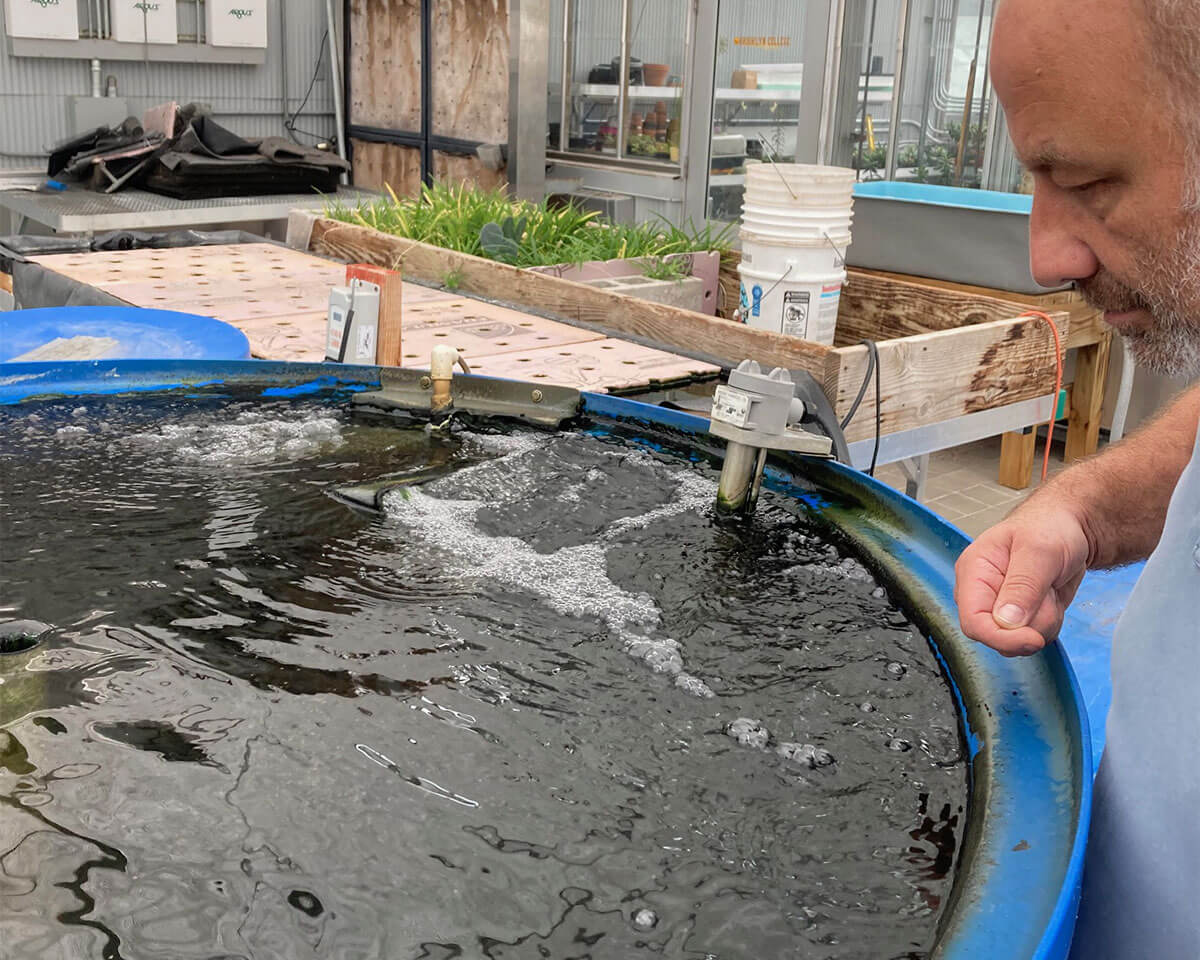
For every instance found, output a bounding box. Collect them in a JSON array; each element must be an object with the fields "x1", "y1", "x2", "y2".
[{"x1": 1028, "y1": 189, "x2": 1100, "y2": 288}]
